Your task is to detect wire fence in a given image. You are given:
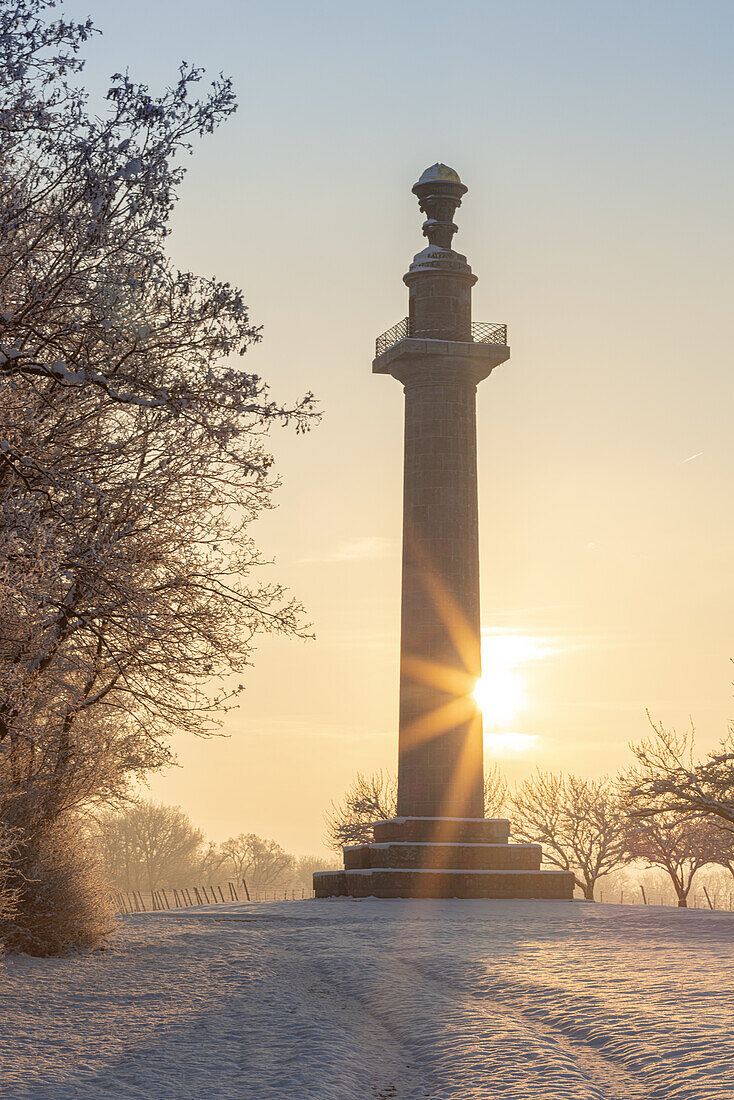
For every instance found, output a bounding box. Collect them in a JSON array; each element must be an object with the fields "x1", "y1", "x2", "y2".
[
  {"x1": 114, "y1": 880, "x2": 315, "y2": 913},
  {"x1": 596, "y1": 886, "x2": 733, "y2": 910},
  {"x1": 114, "y1": 881, "x2": 734, "y2": 913}
]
